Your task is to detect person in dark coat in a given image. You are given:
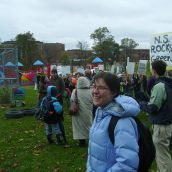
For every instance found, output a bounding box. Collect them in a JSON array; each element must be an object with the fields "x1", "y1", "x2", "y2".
[
  {"x1": 38, "y1": 75, "x2": 47, "y2": 106},
  {"x1": 49, "y1": 68, "x2": 67, "y2": 144}
]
